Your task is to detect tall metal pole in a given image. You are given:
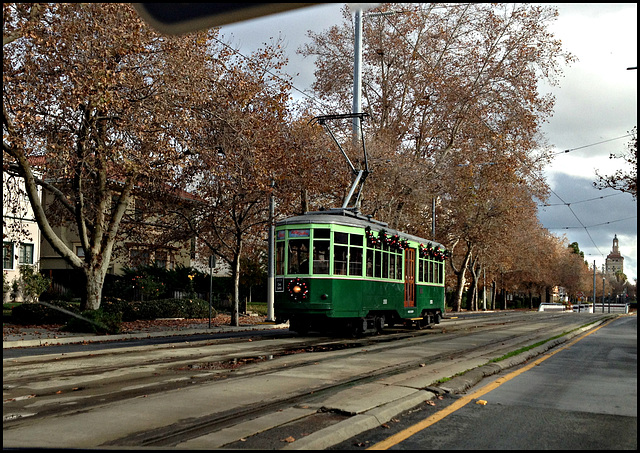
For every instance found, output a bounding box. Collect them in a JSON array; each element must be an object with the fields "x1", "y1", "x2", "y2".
[
  {"x1": 266, "y1": 181, "x2": 275, "y2": 322},
  {"x1": 602, "y1": 265, "x2": 605, "y2": 313},
  {"x1": 592, "y1": 260, "x2": 596, "y2": 313},
  {"x1": 209, "y1": 255, "x2": 214, "y2": 328},
  {"x1": 432, "y1": 198, "x2": 436, "y2": 240},
  {"x1": 352, "y1": 8, "x2": 363, "y2": 144}
]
